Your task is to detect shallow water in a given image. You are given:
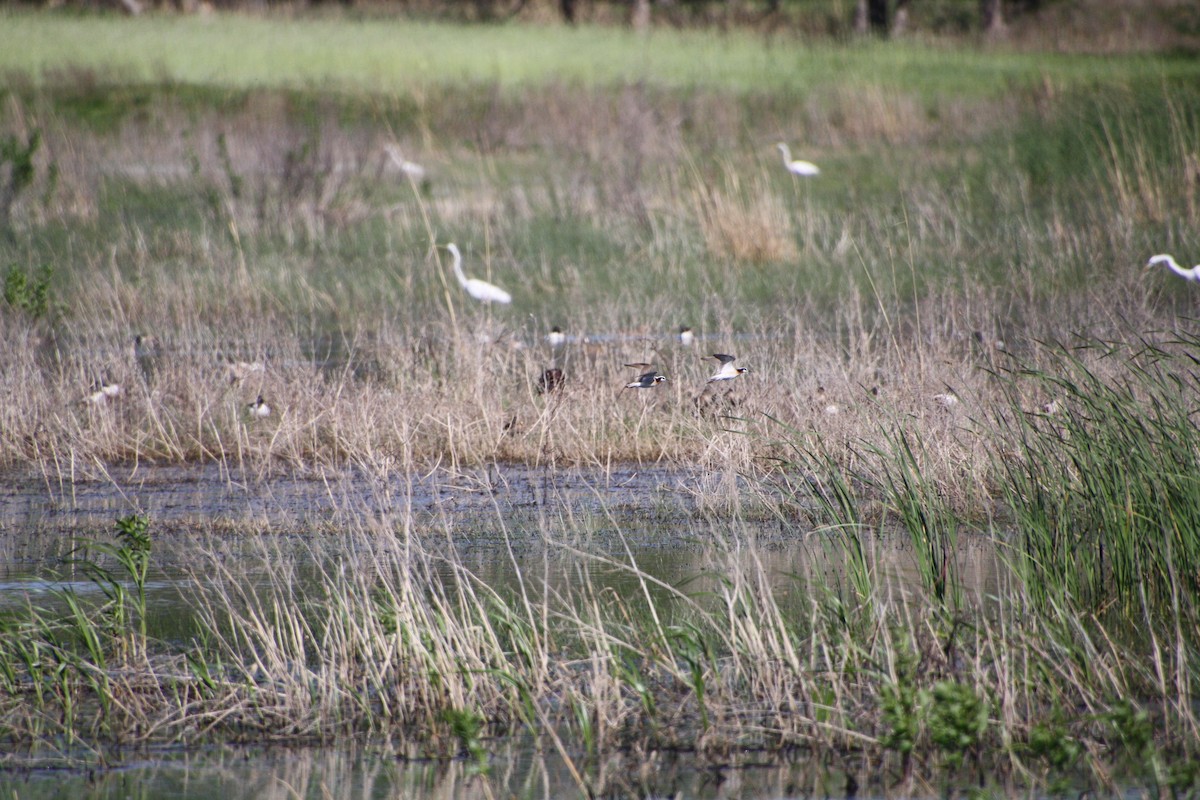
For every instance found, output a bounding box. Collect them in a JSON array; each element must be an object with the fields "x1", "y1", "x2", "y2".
[
  {"x1": 0, "y1": 462, "x2": 1006, "y2": 799},
  {"x1": 0, "y1": 738, "x2": 874, "y2": 800}
]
